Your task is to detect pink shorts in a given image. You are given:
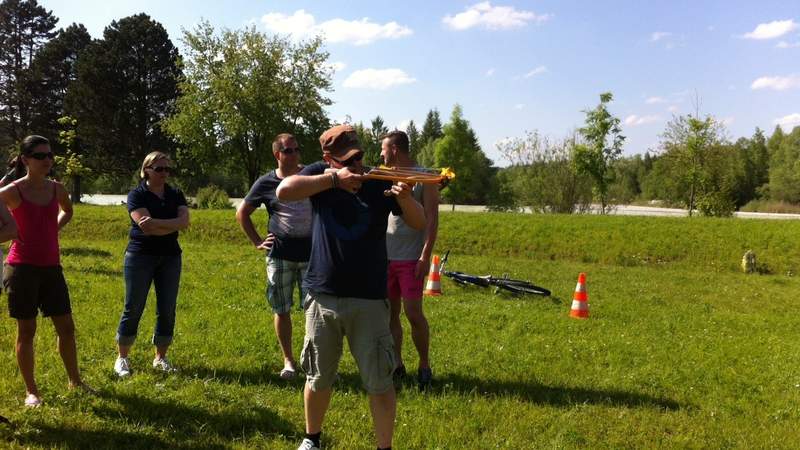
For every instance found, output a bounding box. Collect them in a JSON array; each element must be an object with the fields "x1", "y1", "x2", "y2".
[{"x1": 387, "y1": 260, "x2": 424, "y2": 300}]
